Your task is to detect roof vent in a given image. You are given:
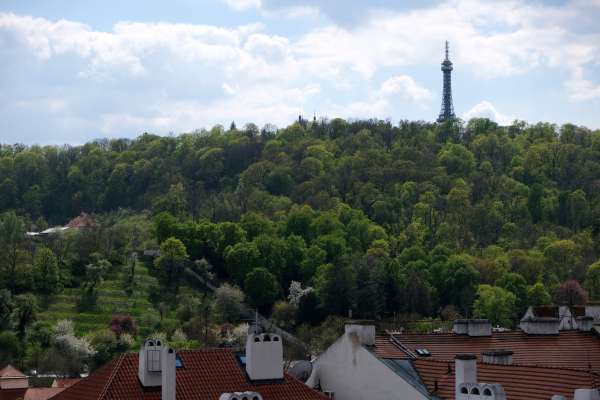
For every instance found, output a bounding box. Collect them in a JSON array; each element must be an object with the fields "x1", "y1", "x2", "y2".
[
  {"x1": 574, "y1": 389, "x2": 600, "y2": 400},
  {"x1": 482, "y1": 349, "x2": 513, "y2": 365},
  {"x1": 453, "y1": 319, "x2": 469, "y2": 335},
  {"x1": 219, "y1": 392, "x2": 263, "y2": 400},
  {"x1": 416, "y1": 349, "x2": 431, "y2": 357},
  {"x1": 577, "y1": 316, "x2": 594, "y2": 332},
  {"x1": 520, "y1": 317, "x2": 560, "y2": 335},
  {"x1": 468, "y1": 319, "x2": 492, "y2": 337}
]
